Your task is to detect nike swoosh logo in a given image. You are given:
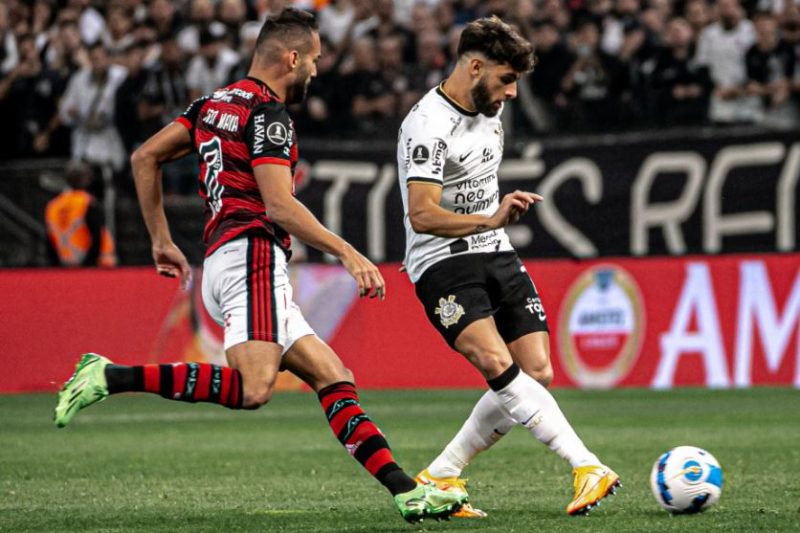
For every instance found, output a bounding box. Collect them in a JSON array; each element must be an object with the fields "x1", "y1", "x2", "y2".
[
  {"x1": 521, "y1": 410, "x2": 540, "y2": 426},
  {"x1": 458, "y1": 151, "x2": 472, "y2": 163}
]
